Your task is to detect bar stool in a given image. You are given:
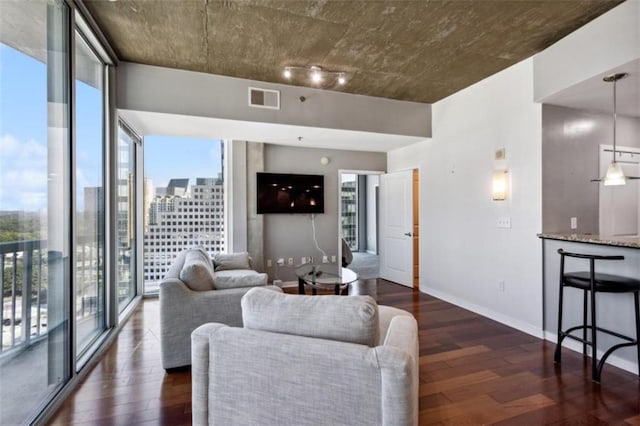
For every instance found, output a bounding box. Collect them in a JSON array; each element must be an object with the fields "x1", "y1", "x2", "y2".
[{"x1": 554, "y1": 249, "x2": 640, "y2": 383}]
